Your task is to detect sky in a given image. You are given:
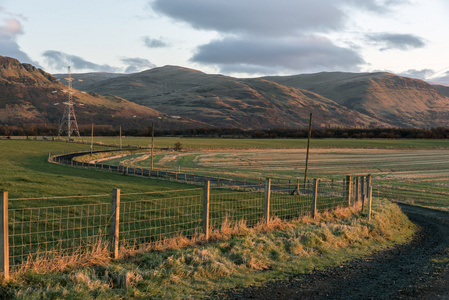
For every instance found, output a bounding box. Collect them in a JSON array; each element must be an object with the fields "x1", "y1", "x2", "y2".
[{"x1": 0, "y1": 0, "x2": 448, "y2": 84}]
